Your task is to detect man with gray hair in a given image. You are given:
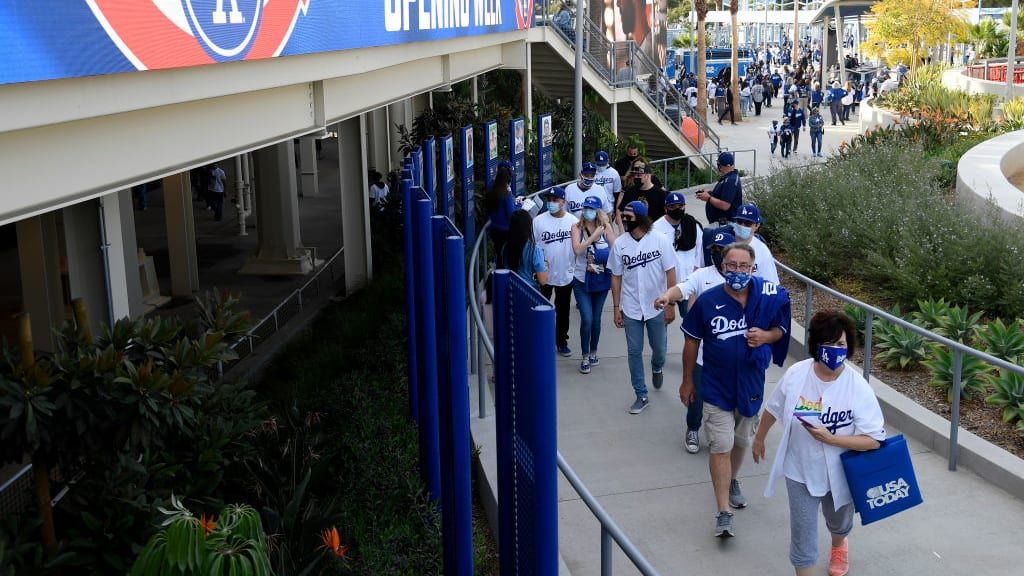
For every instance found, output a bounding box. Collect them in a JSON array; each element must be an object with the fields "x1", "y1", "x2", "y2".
[{"x1": 680, "y1": 243, "x2": 791, "y2": 538}]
